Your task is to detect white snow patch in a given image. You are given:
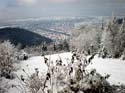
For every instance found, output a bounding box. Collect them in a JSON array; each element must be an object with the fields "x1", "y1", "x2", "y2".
[
  {"x1": 86, "y1": 56, "x2": 125, "y2": 85},
  {"x1": 15, "y1": 52, "x2": 72, "y2": 78}
]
